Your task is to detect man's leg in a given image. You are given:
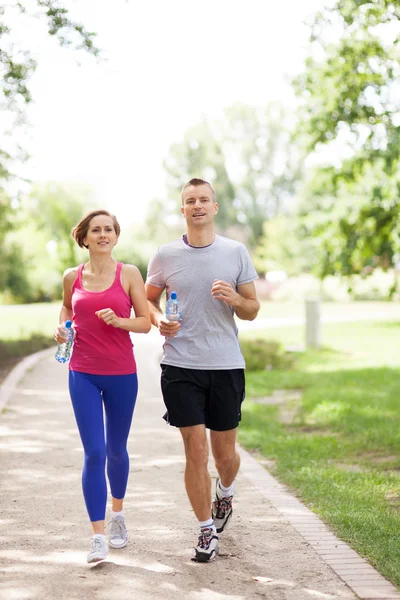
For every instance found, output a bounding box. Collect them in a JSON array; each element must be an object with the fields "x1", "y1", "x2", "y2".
[
  {"x1": 180, "y1": 424, "x2": 211, "y2": 521},
  {"x1": 210, "y1": 428, "x2": 240, "y2": 533},
  {"x1": 210, "y1": 428, "x2": 240, "y2": 488},
  {"x1": 180, "y1": 424, "x2": 219, "y2": 562}
]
